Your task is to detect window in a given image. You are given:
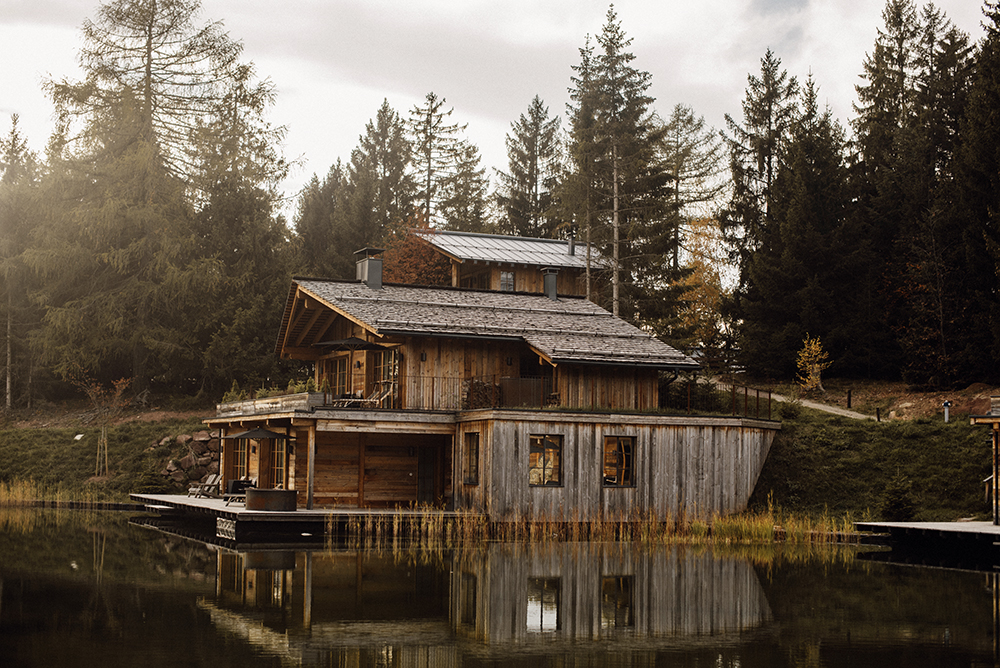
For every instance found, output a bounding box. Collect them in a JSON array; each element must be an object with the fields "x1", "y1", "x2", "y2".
[
  {"x1": 270, "y1": 438, "x2": 286, "y2": 488},
  {"x1": 527, "y1": 577, "x2": 561, "y2": 633},
  {"x1": 529, "y1": 435, "x2": 562, "y2": 486},
  {"x1": 603, "y1": 436, "x2": 635, "y2": 487},
  {"x1": 233, "y1": 438, "x2": 248, "y2": 479},
  {"x1": 601, "y1": 576, "x2": 634, "y2": 630},
  {"x1": 500, "y1": 270, "x2": 515, "y2": 292},
  {"x1": 373, "y1": 349, "x2": 399, "y2": 407},
  {"x1": 463, "y1": 432, "x2": 479, "y2": 485},
  {"x1": 332, "y1": 357, "x2": 348, "y2": 395}
]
